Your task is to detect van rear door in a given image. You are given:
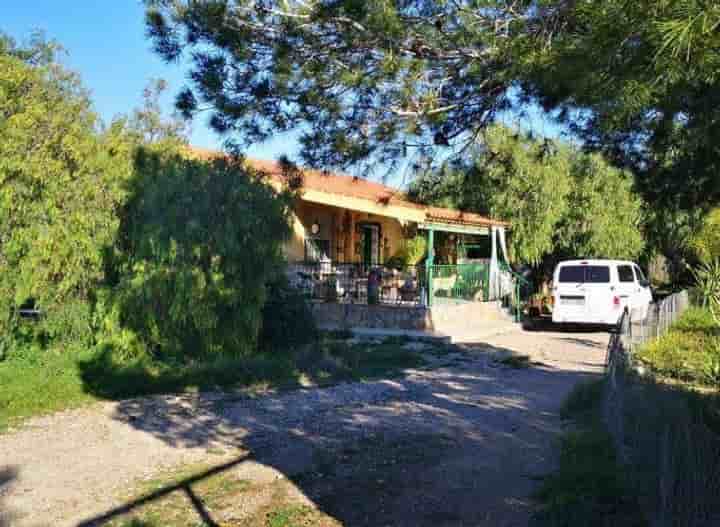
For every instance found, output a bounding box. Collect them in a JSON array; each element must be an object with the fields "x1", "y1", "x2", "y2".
[
  {"x1": 580, "y1": 265, "x2": 614, "y2": 322},
  {"x1": 555, "y1": 264, "x2": 613, "y2": 323},
  {"x1": 556, "y1": 265, "x2": 587, "y2": 320}
]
